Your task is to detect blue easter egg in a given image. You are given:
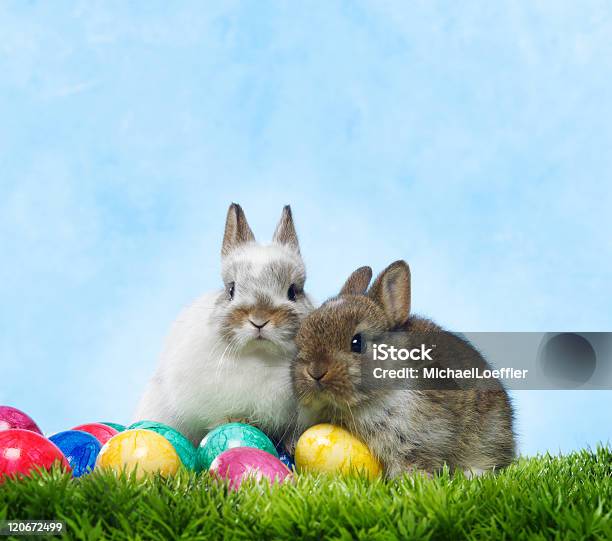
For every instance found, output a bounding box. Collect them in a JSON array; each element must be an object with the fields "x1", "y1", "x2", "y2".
[
  {"x1": 49, "y1": 430, "x2": 102, "y2": 477},
  {"x1": 274, "y1": 443, "x2": 295, "y2": 470},
  {"x1": 277, "y1": 450, "x2": 295, "y2": 470}
]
